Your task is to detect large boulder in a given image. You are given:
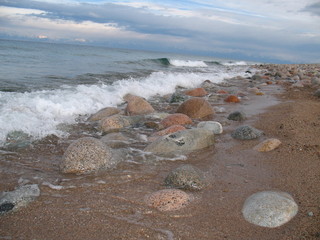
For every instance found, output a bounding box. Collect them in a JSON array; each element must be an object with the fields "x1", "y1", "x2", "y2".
[
  {"x1": 88, "y1": 107, "x2": 120, "y2": 121},
  {"x1": 124, "y1": 94, "x2": 155, "y2": 116},
  {"x1": 60, "y1": 137, "x2": 114, "y2": 174},
  {"x1": 242, "y1": 191, "x2": 298, "y2": 228},
  {"x1": 176, "y1": 98, "x2": 214, "y2": 119},
  {"x1": 164, "y1": 165, "x2": 205, "y2": 191},
  {"x1": 144, "y1": 128, "x2": 214, "y2": 154},
  {"x1": 160, "y1": 113, "x2": 192, "y2": 128}
]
